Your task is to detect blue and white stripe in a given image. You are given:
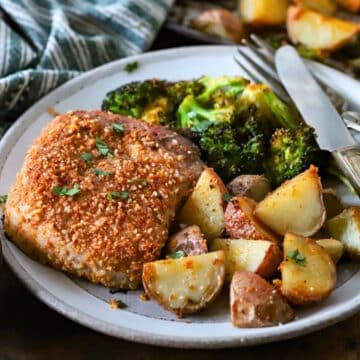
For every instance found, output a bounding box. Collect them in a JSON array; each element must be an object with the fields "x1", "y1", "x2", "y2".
[{"x1": 0, "y1": 0, "x2": 174, "y2": 135}]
